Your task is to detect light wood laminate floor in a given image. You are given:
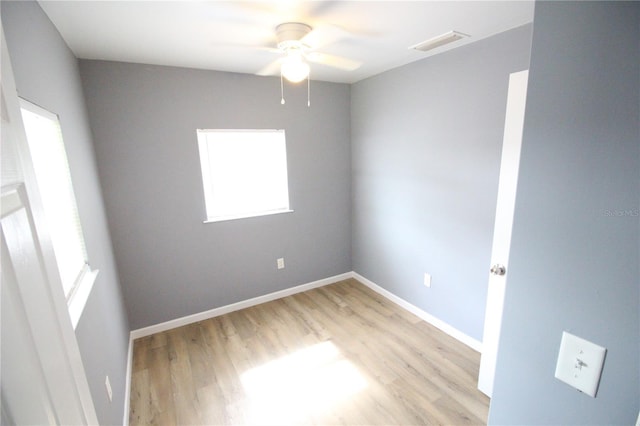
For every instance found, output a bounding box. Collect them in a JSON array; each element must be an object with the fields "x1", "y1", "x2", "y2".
[{"x1": 130, "y1": 279, "x2": 489, "y2": 425}]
